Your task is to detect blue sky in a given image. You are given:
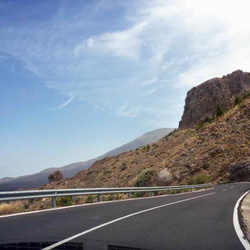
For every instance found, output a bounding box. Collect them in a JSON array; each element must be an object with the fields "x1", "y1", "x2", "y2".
[{"x1": 1, "y1": 0, "x2": 250, "y2": 178}]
